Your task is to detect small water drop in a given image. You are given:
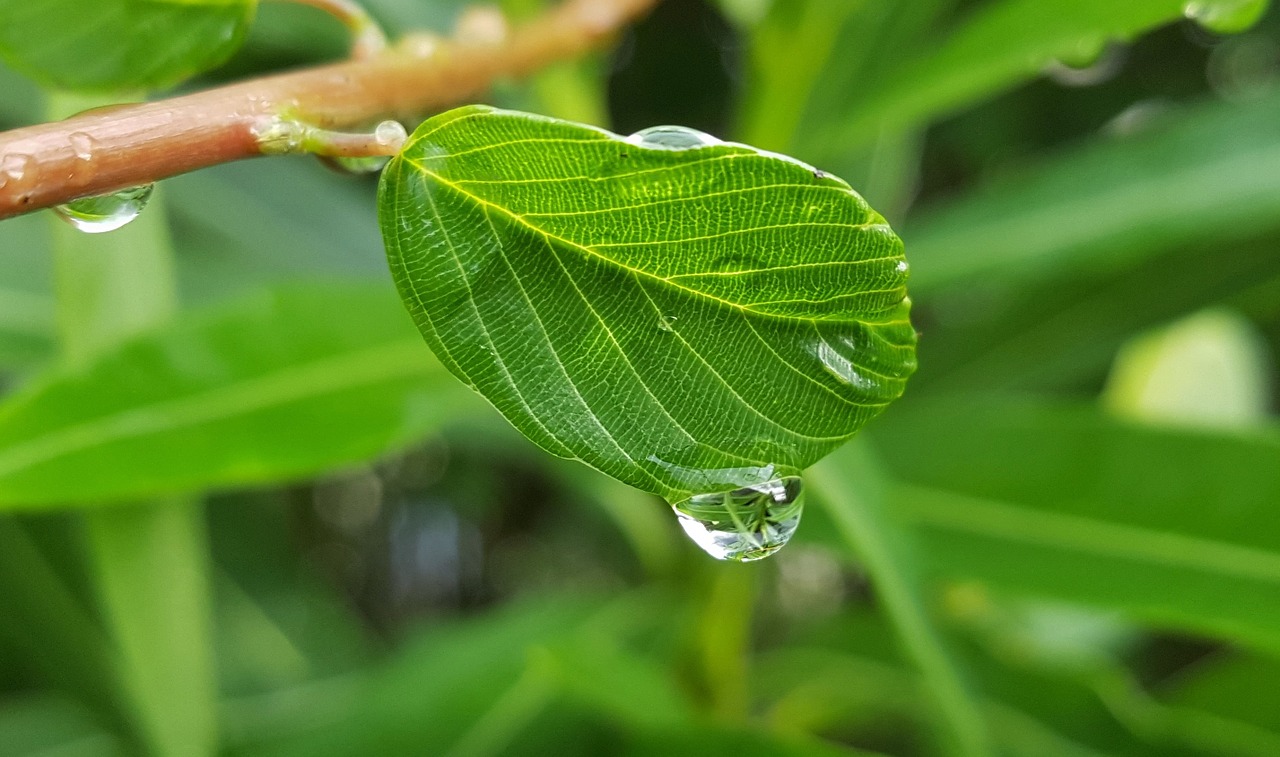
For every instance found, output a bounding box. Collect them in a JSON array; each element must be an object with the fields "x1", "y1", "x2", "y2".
[
  {"x1": 69, "y1": 132, "x2": 95, "y2": 161},
  {"x1": 1184, "y1": 0, "x2": 1268, "y2": 33},
  {"x1": 629, "y1": 125, "x2": 721, "y2": 150},
  {"x1": 375, "y1": 120, "x2": 408, "y2": 149},
  {"x1": 53, "y1": 184, "x2": 154, "y2": 233},
  {"x1": 895, "y1": 260, "x2": 909, "y2": 274},
  {"x1": 657, "y1": 314, "x2": 677, "y2": 332},
  {"x1": 672, "y1": 476, "x2": 803, "y2": 562},
  {"x1": 2, "y1": 153, "x2": 32, "y2": 183}
]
